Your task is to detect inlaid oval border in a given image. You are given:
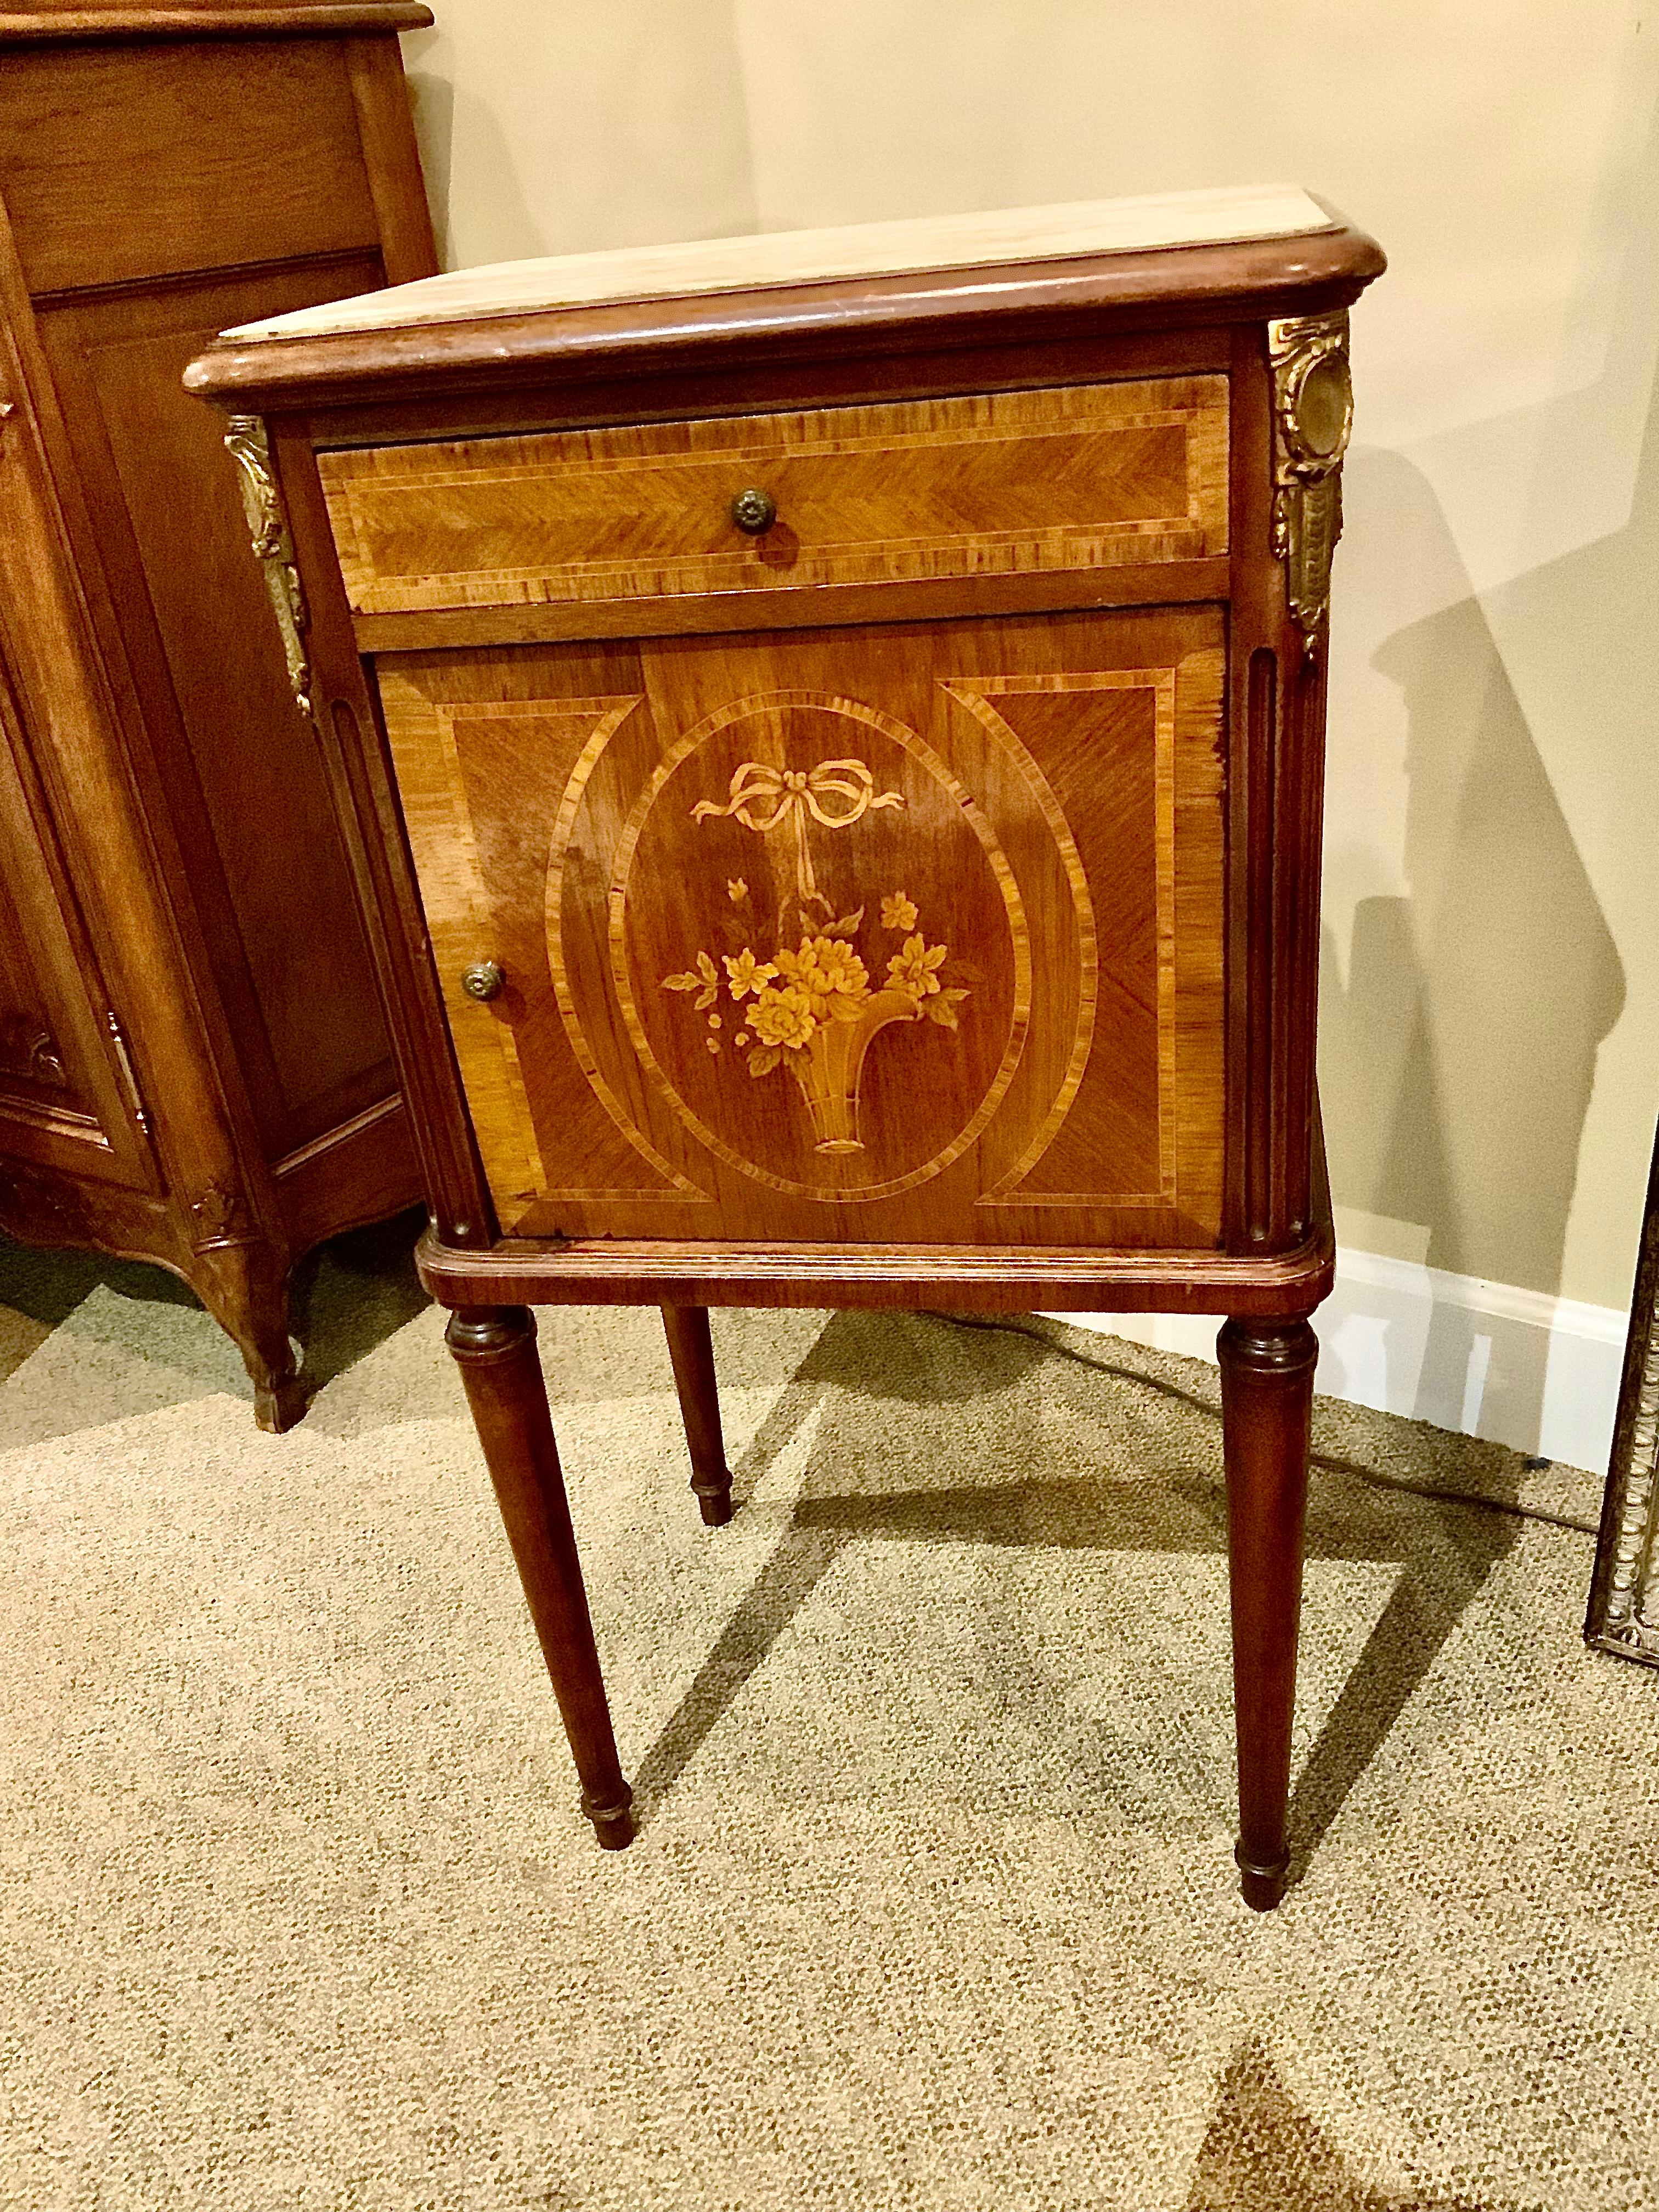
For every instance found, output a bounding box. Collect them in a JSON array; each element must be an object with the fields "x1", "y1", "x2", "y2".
[{"x1": 600, "y1": 689, "x2": 1031, "y2": 1204}]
